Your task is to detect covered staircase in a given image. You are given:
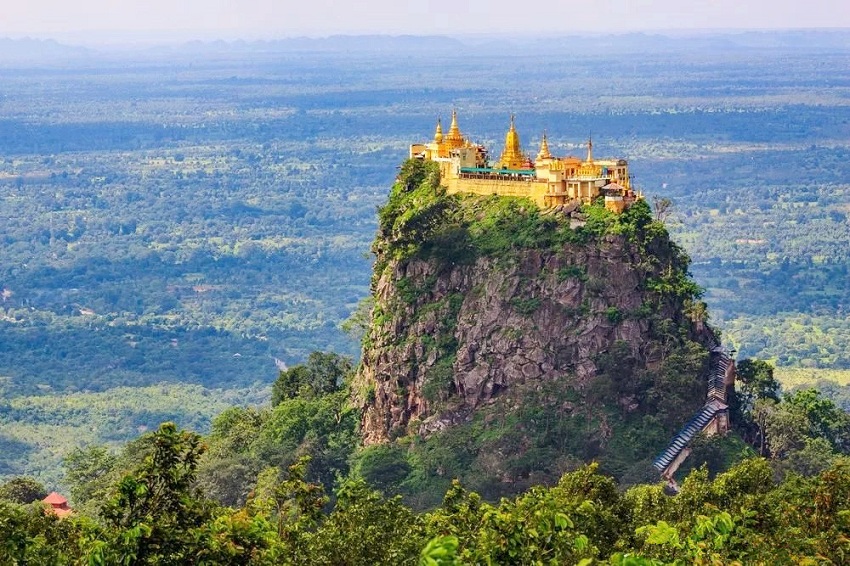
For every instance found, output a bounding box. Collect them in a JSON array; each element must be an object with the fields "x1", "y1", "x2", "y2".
[
  {"x1": 652, "y1": 399, "x2": 727, "y2": 472},
  {"x1": 652, "y1": 345, "x2": 734, "y2": 488}
]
